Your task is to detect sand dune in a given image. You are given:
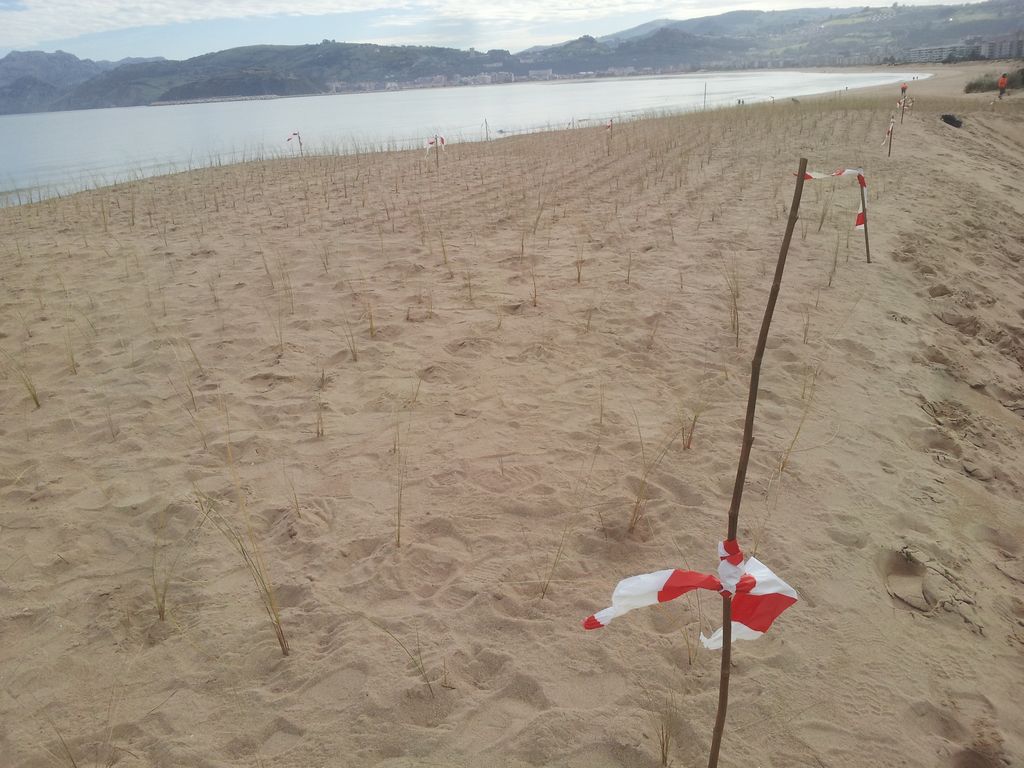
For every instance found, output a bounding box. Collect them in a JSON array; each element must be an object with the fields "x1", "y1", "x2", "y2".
[{"x1": 1, "y1": 63, "x2": 1022, "y2": 767}]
